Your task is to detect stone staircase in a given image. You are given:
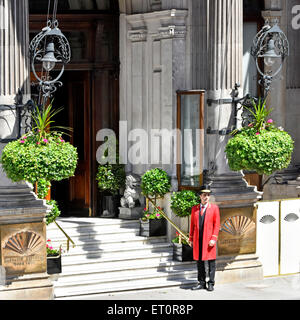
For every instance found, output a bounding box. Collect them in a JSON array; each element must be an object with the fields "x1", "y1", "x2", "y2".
[{"x1": 46, "y1": 217, "x2": 197, "y2": 299}]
